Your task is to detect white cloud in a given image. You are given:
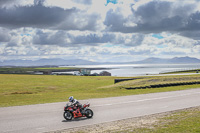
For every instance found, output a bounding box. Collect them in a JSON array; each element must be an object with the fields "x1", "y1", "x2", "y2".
[
  {"x1": 44, "y1": 0, "x2": 88, "y2": 10},
  {"x1": 0, "y1": 0, "x2": 34, "y2": 8},
  {"x1": 0, "y1": 0, "x2": 200, "y2": 62}
]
